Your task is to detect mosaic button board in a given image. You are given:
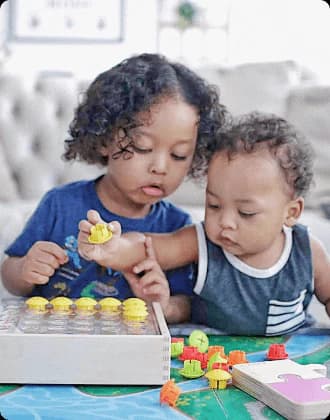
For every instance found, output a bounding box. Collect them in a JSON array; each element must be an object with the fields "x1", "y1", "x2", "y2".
[{"x1": 0, "y1": 298, "x2": 170, "y2": 385}]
